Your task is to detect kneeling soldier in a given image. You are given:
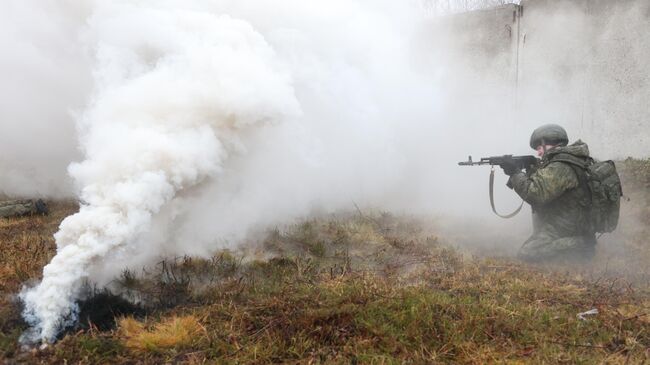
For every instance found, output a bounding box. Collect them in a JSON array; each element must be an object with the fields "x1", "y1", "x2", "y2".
[{"x1": 501, "y1": 124, "x2": 596, "y2": 262}]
